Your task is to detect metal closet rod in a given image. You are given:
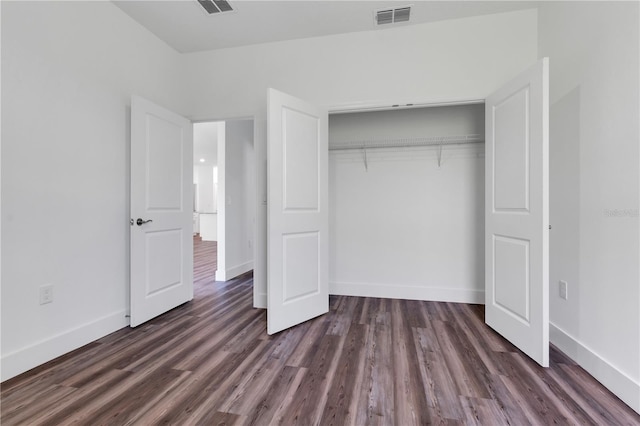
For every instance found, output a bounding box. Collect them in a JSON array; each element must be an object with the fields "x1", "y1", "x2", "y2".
[{"x1": 328, "y1": 134, "x2": 484, "y2": 151}]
